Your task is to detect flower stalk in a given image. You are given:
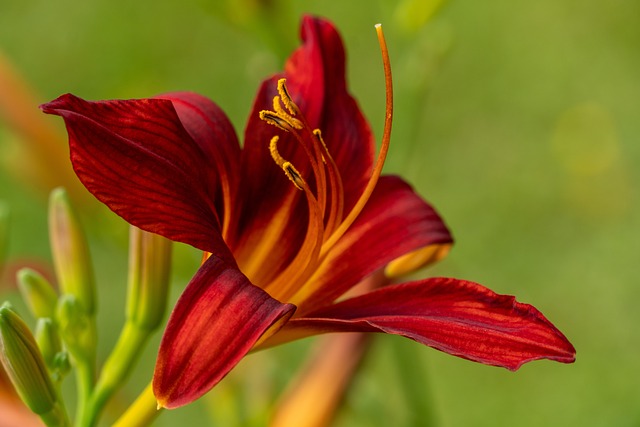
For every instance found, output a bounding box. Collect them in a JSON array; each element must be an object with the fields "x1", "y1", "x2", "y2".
[
  {"x1": 270, "y1": 334, "x2": 371, "y2": 427},
  {"x1": 112, "y1": 382, "x2": 162, "y2": 427},
  {"x1": 83, "y1": 227, "x2": 171, "y2": 427},
  {"x1": 56, "y1": 294, "x2": 95, "y2": 424}
]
